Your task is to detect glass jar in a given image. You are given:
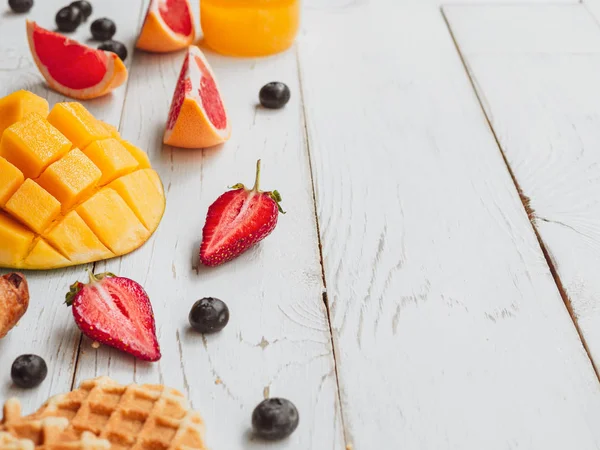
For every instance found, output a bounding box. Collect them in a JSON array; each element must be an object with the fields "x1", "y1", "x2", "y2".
[{"x1": 200, "y1": 0, "x2": 300, "y2": 57}]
